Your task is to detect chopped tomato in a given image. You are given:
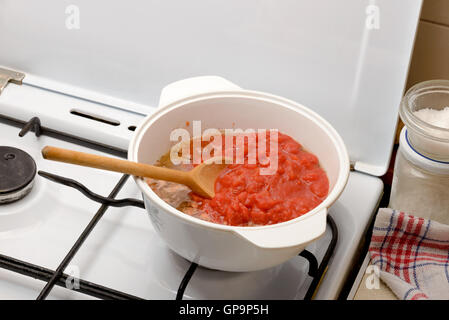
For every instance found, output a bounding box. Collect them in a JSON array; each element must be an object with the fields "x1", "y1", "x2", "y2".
[{"x1": 192, "y1": 132, "x2": 329, "y2": 226}]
